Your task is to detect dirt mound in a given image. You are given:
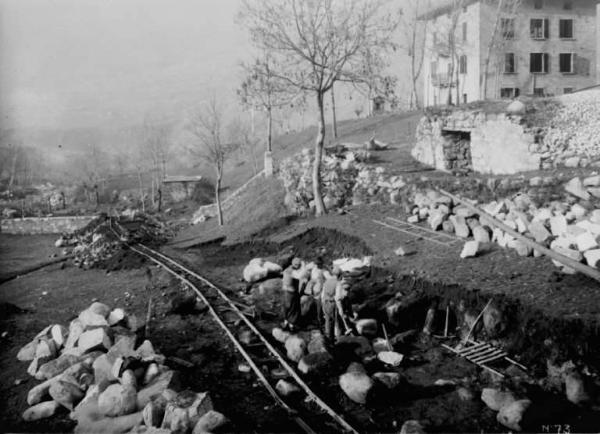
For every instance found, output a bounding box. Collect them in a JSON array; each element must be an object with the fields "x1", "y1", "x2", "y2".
[{"x1": 58, "y1": 213, "x2": 170, "y2": 270}]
